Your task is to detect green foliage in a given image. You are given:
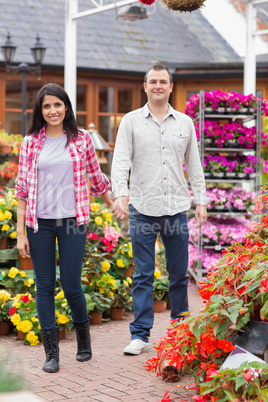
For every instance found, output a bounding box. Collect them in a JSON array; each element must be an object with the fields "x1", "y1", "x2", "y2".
[
  {"x1": 199, "y1": 361, "x2": 268, "y2": 401},
  {"x1": 85, "y1": 291, "x2": 113, "y2": 313},
  {"x1": 110, "y1": 280, "x2": 133, "y2": 310},
  {"x1": 153, "y1": 276, "x2": 169, "y2": 301}
]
